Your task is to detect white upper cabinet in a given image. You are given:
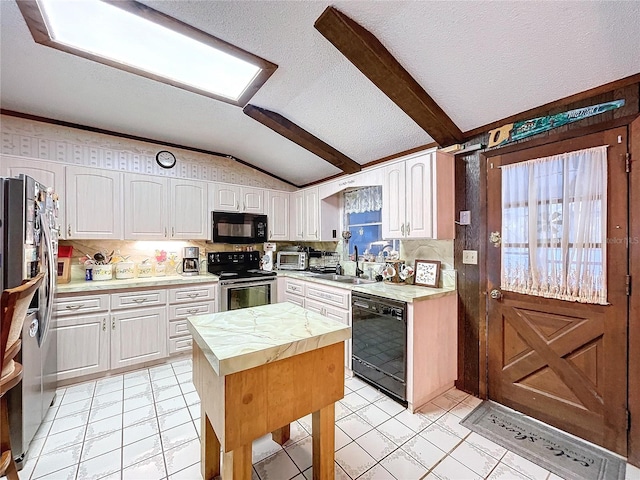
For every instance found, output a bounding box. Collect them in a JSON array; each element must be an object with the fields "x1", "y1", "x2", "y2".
[
  {"x1": 66, "y1": 166, "x2": 123, "y2": 239},
  {"x1": 0, "y1": 155, "x2": 67, "y2": 239},
  {"x1": 170, "y1": 178, "x2": 208, "y2": 239},
  {"x1": 290, "y1": 191, "x2": 305, "y2": 241},
  {"x1": 210, "y1": 183, "x2": 264, "y2": 213},
  {"x1": 382, "y1": 149, "x2": 454, "y2": 240},
  {"x1": 266, "y1": 190, "x2": 289, "y2": 241},
  {"x1": 304, "y1": 187, "x2": 320, "y2": 241},
  {"x1": 123, "y1": 173, "x2": 169, "y2": 240}
]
